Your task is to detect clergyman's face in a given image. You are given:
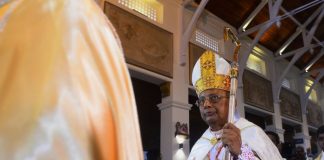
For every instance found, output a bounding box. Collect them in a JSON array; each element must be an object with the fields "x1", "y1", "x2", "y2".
[
  {"x1": 198, "y1": 88, "x2": 229, "y2": 129},
  {"x1": 318, "y1": 133, "x2": 324, "y2": 152}
]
